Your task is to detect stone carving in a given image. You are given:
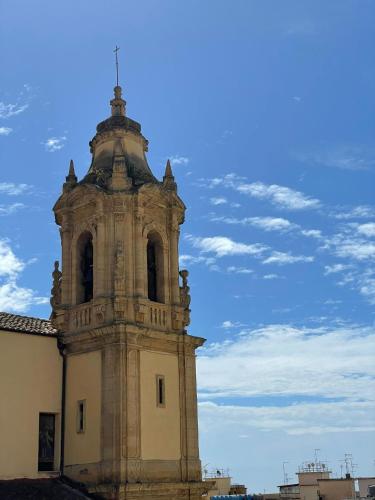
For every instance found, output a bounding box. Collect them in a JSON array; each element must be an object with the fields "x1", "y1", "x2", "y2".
[
  {"x1": 50, "y1": 260, "x2": 62, "y2": 312},
  {"x1": 179, "y1": 269, "x2": 191, "y2": 328},
  {"x1": 114, "y1": 240, "x2": 125, "y2": 292},
  {"x1": 94, "y1": 304, "x2": 106, "y2": 324}
]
